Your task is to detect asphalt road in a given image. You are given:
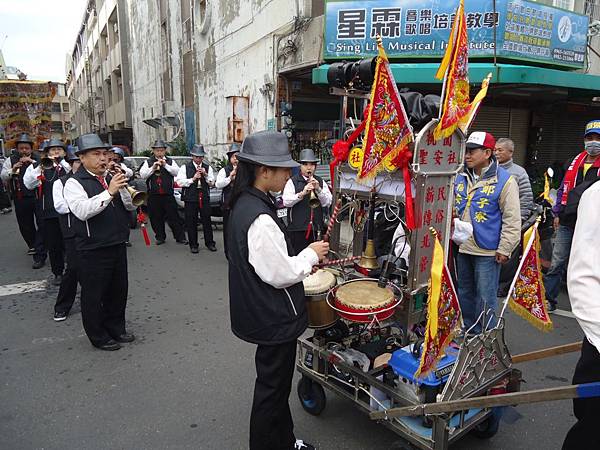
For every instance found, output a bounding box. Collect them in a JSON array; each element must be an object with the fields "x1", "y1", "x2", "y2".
[{"x1": 0, "y1": 213, "x2": 583, "y2": 450}]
